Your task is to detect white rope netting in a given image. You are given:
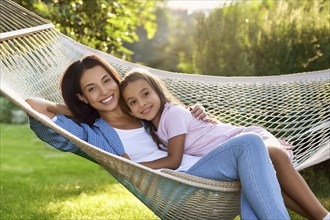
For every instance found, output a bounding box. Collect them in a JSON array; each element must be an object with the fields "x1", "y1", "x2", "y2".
[{"x1": 1, "y1": 26, "x2": 329, "y2": 171}]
